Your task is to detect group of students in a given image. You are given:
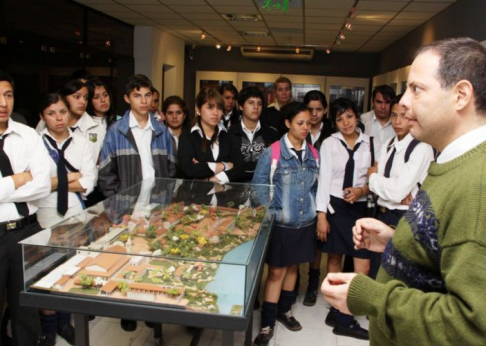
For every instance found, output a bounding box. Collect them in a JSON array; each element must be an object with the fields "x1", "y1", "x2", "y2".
[{"x1": 0, "y1": 69, "x2": 435, "y2": 346}]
